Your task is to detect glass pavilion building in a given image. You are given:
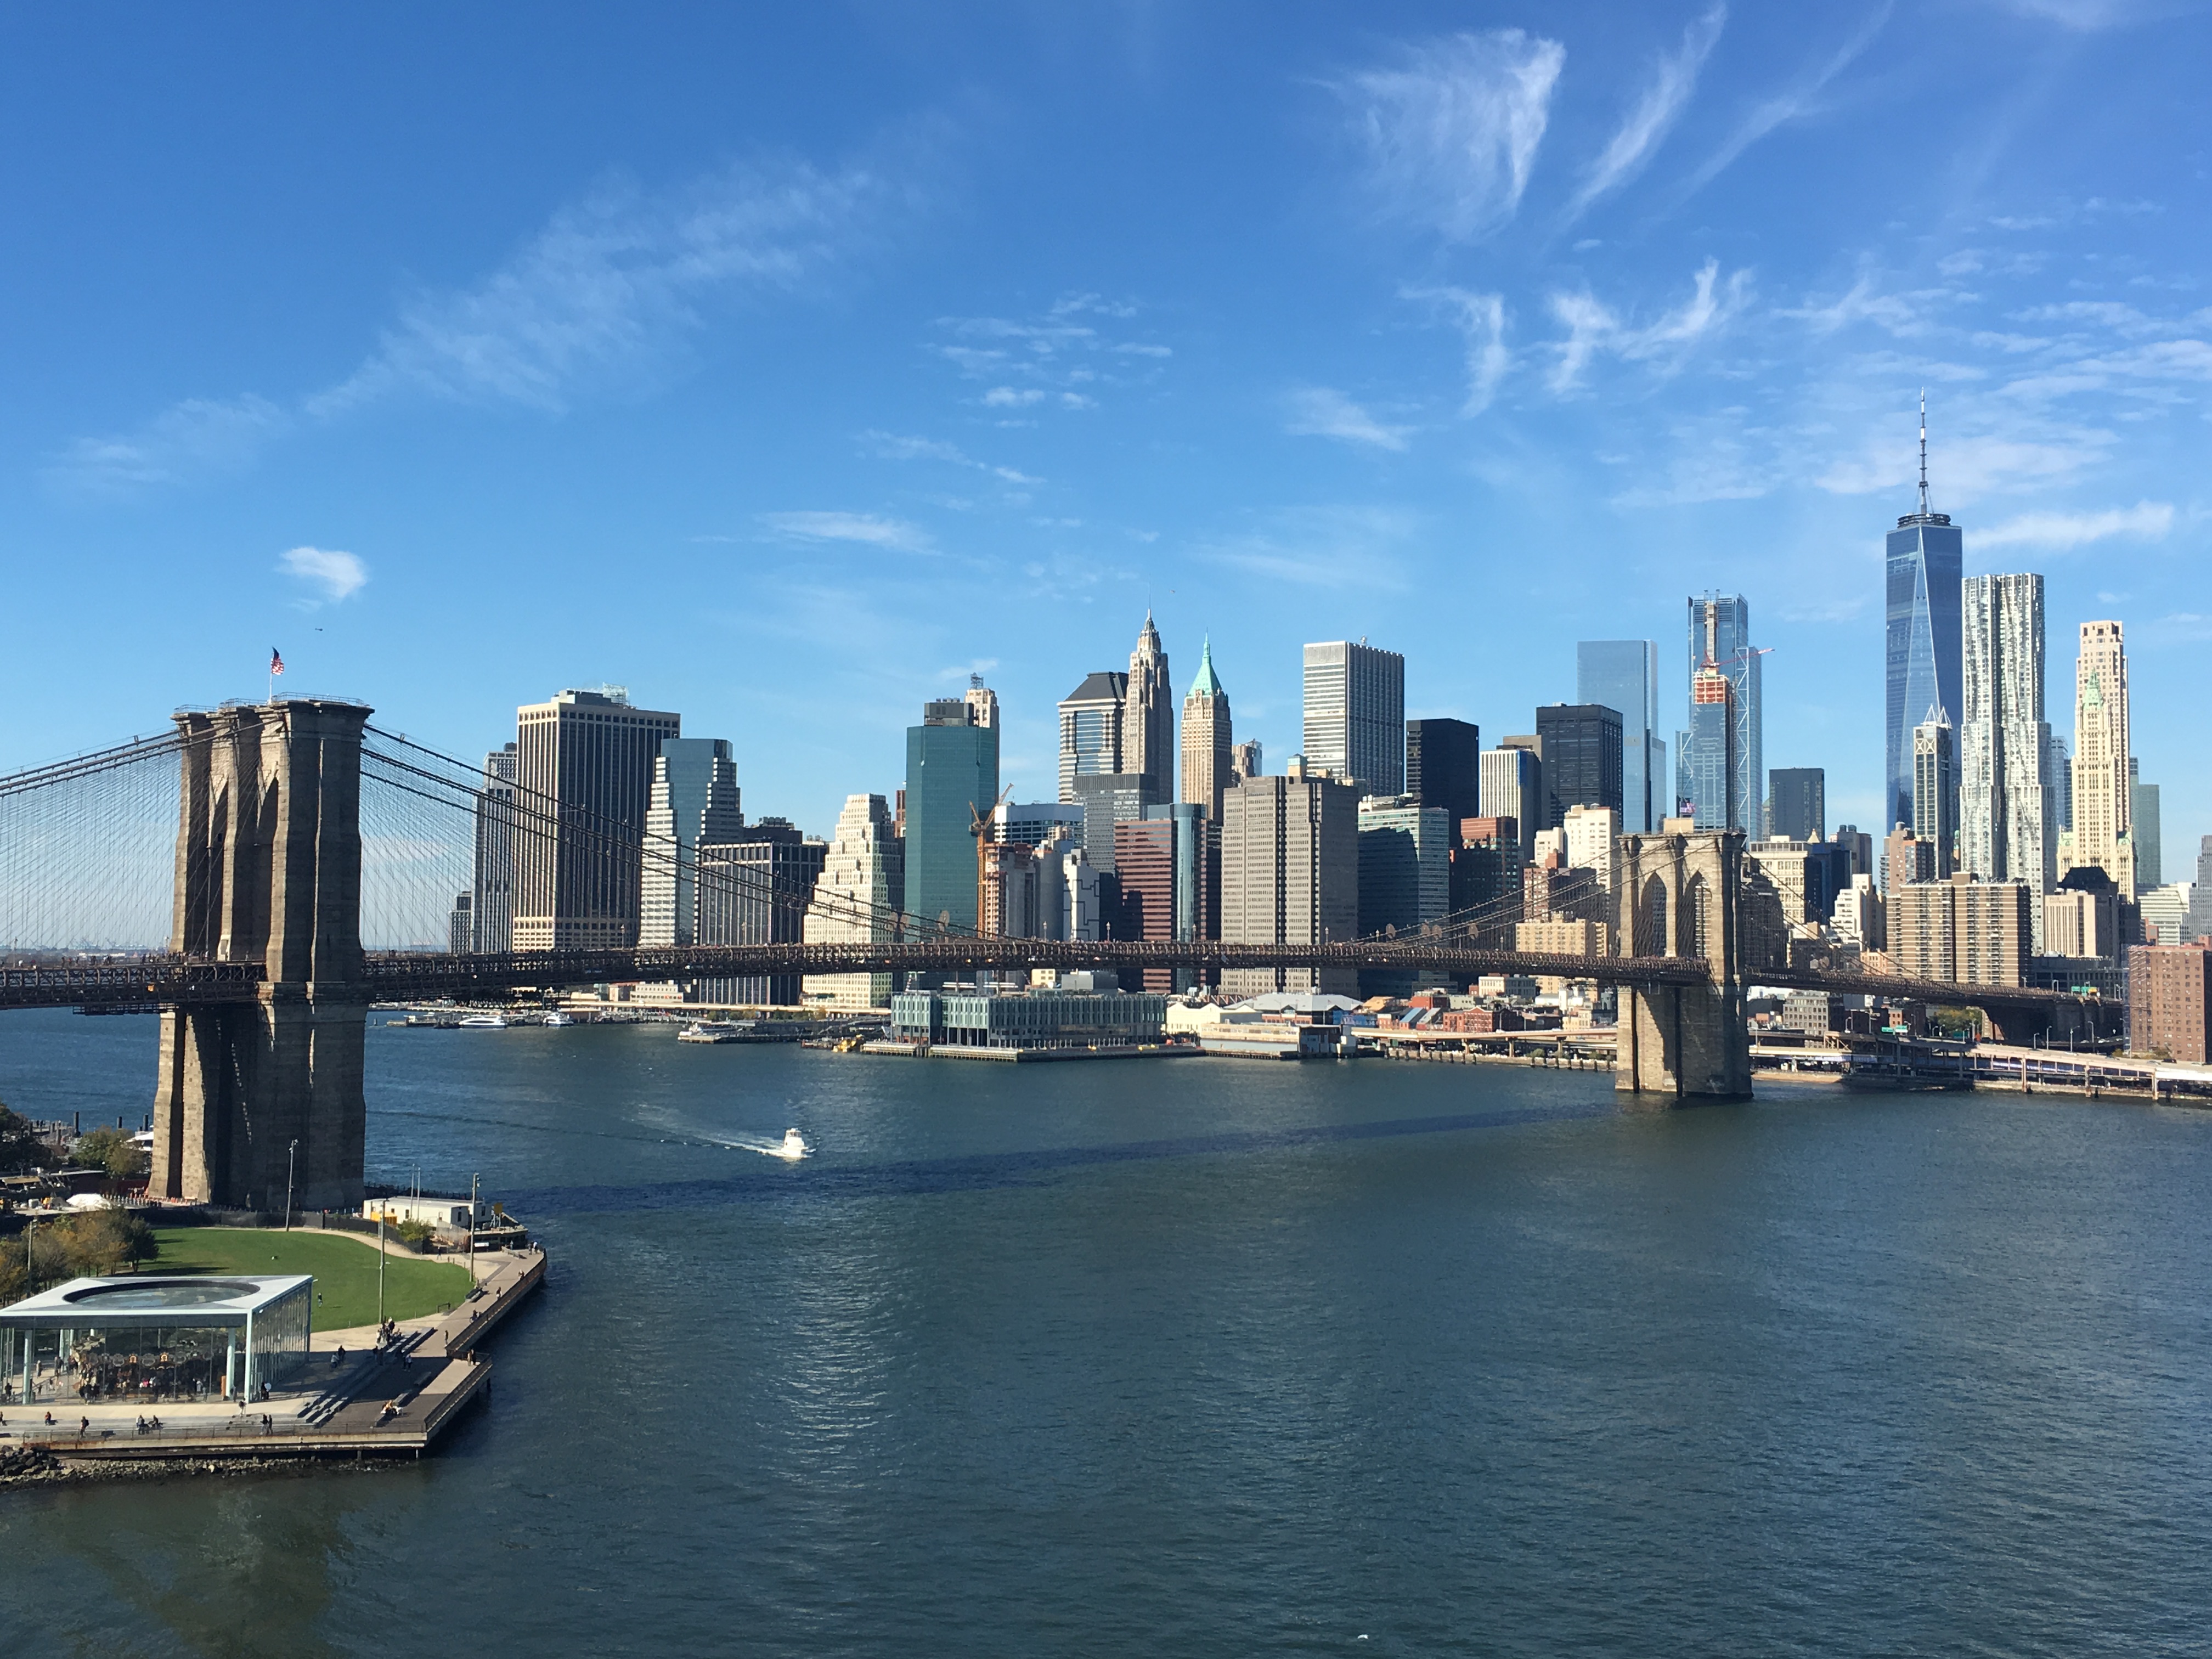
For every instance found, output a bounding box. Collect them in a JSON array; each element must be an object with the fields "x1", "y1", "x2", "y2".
[{"x1": 3, "y1": 1274, "x2": 313, "y2": 1408}]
